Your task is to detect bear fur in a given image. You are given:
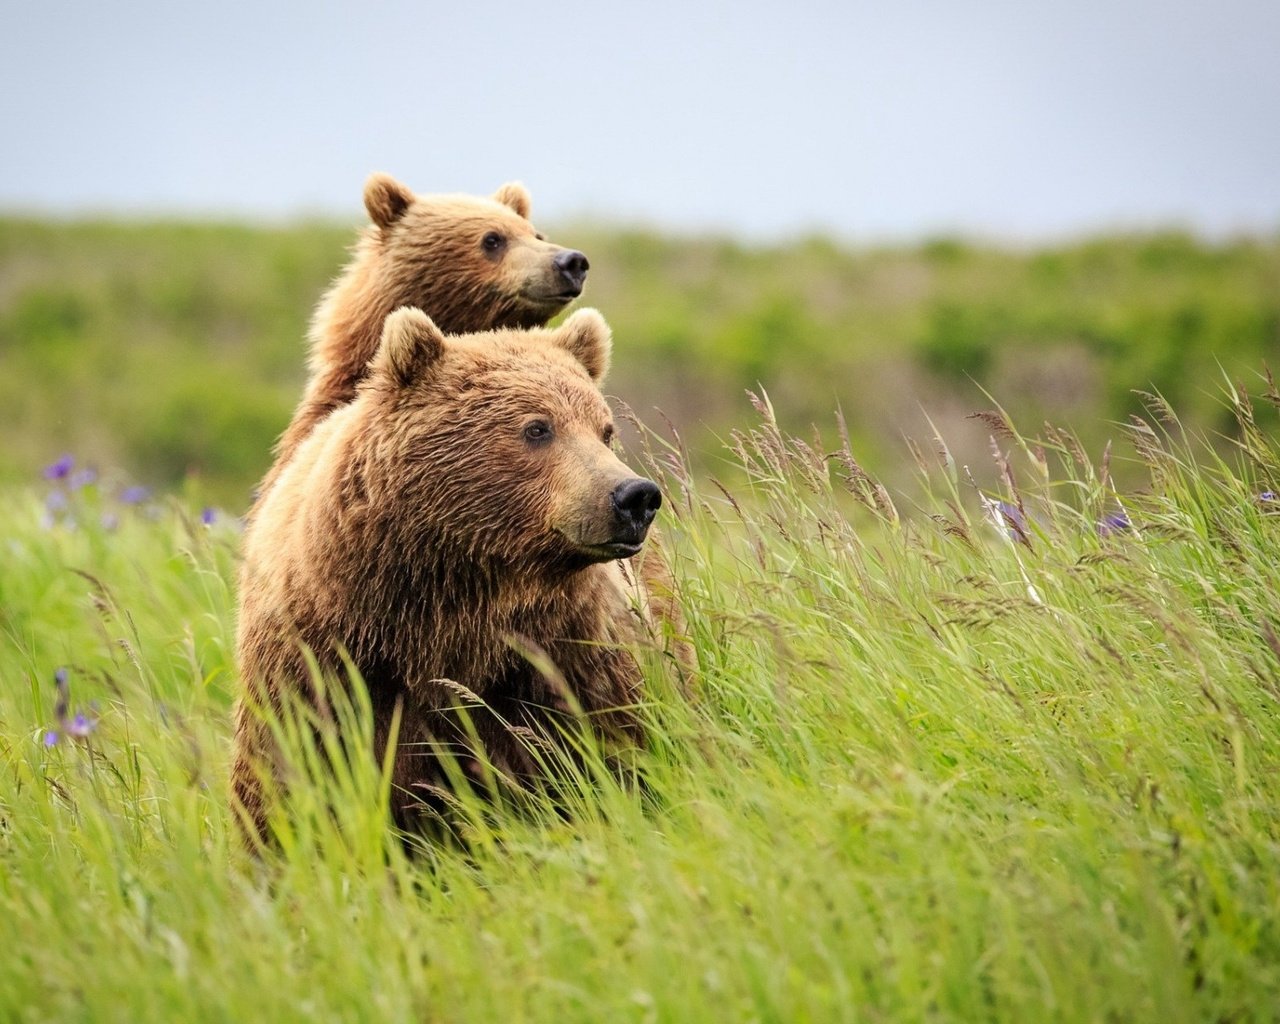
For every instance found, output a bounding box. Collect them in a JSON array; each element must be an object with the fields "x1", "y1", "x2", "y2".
[
  {"x1": 232, "y1": 307, "x2": 663, "y2": 838},
  {"x1": 264, "y1": 174, "x2": 588, "y2": 493}
]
